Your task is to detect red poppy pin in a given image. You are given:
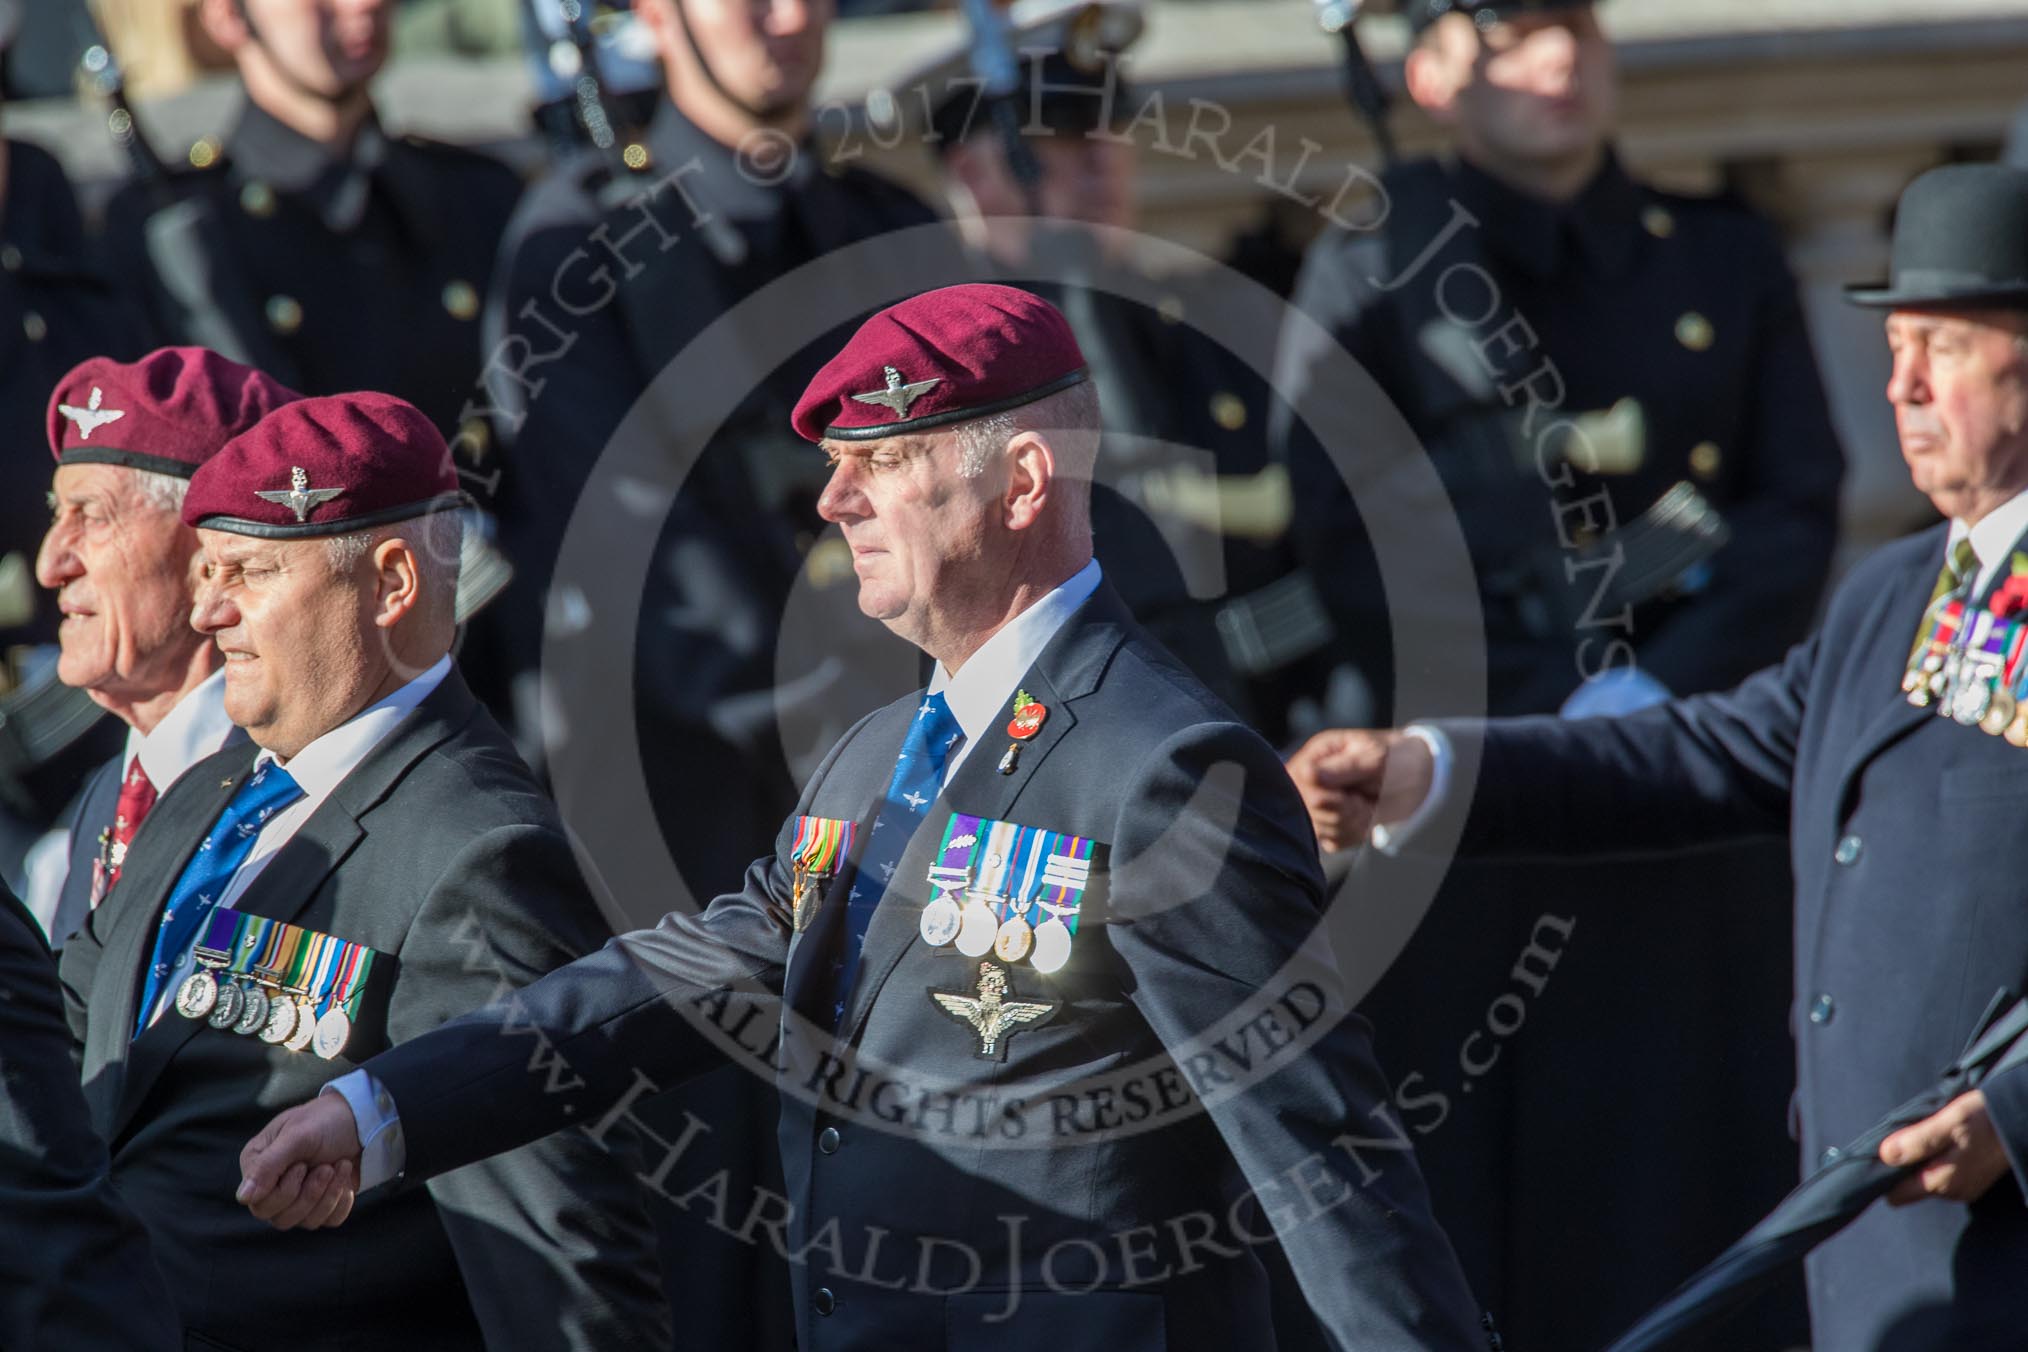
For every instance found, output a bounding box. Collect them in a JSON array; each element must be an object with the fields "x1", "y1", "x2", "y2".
[
  {"x1": 1007, "y1": 689, "x2": 1047, "y2": 740},
  {"x1": 1994, "y1": 573, "x2": 2028, "y2": 620}
]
